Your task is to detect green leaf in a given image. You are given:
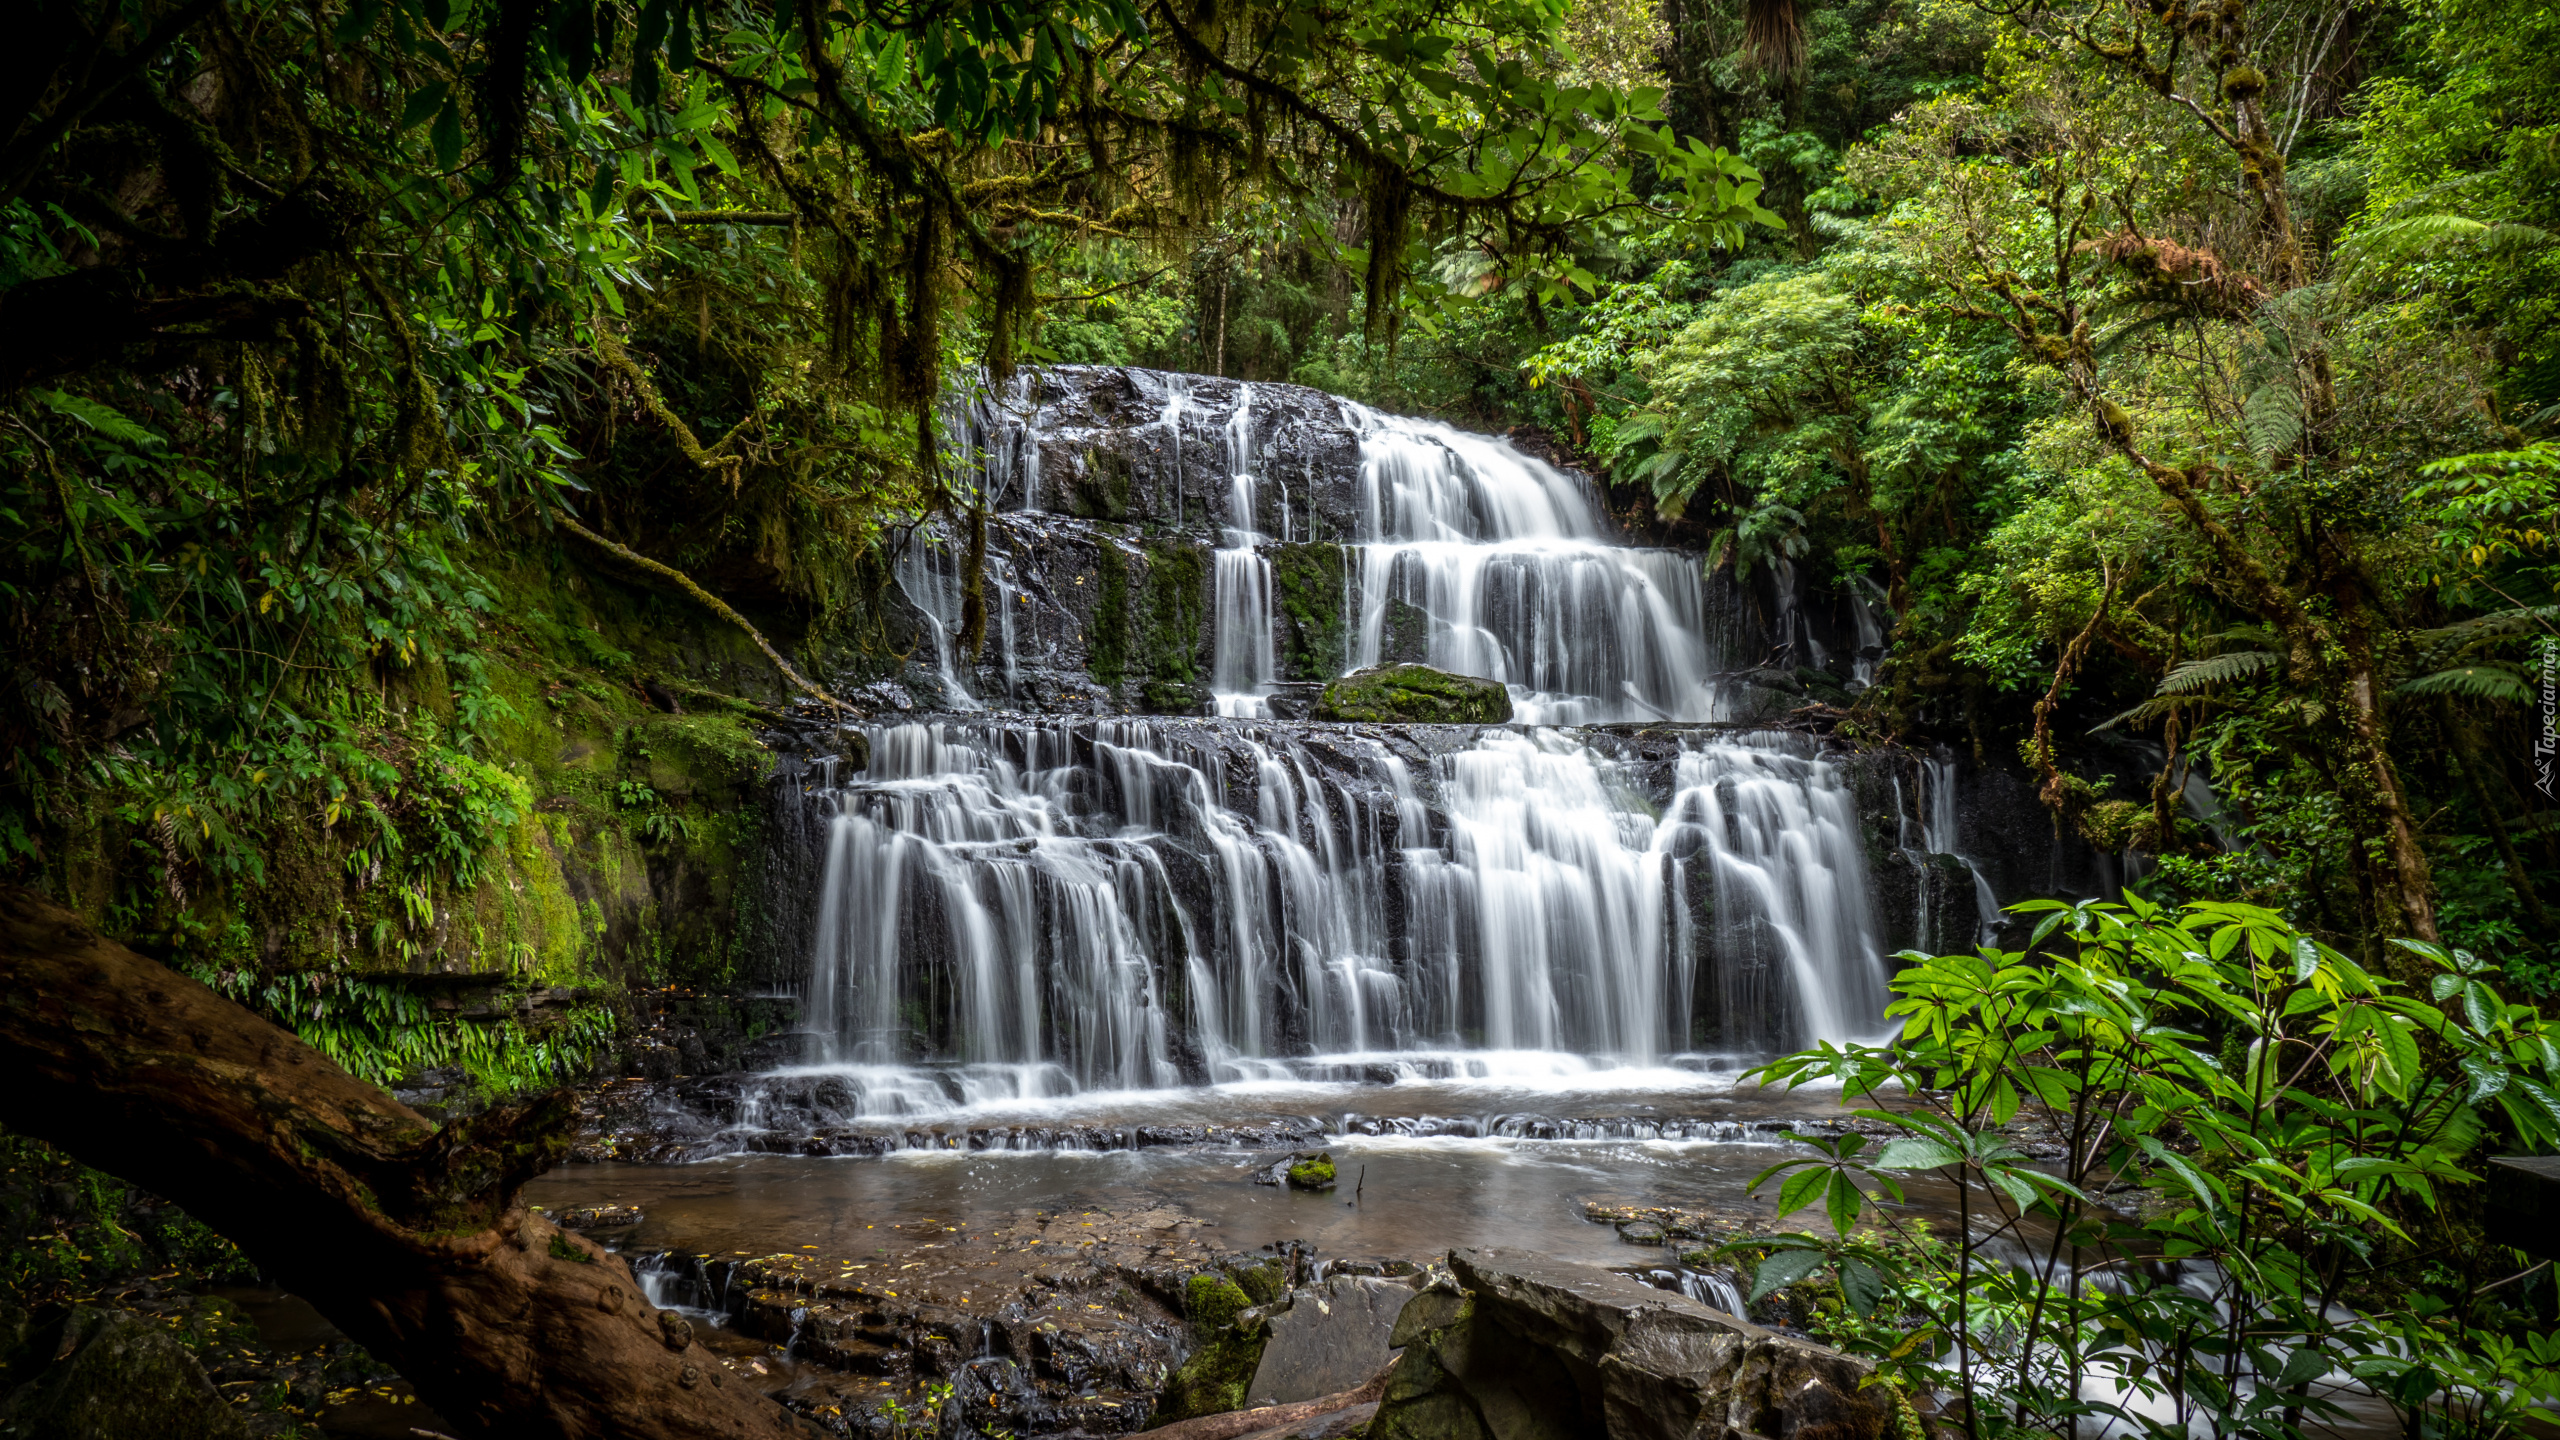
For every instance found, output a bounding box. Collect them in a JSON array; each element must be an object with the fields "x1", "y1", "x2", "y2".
[
  {"x1": 399, "y1": 82, "x2": 450, "y2": 131},
  {"x1": 1838, "y1": 1258, "x2": 1886, "y2": 1317},
  {"x1": 1824, "y1": 1172, "x2": 1862, "y2": 1233},
  {"x1": 1749, "y1": 1246, "x2": 1827, "y2": 1302},
  {"x1": 430, "y1": 98, "x2": 464, "y2": 170},
  {"x1": 1875, "y1": 1137, "x2": 1962, "y2": 1171},
  {"x1": 1776, "y1": 1165, "x2": 1830, "y2": 1219}
]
